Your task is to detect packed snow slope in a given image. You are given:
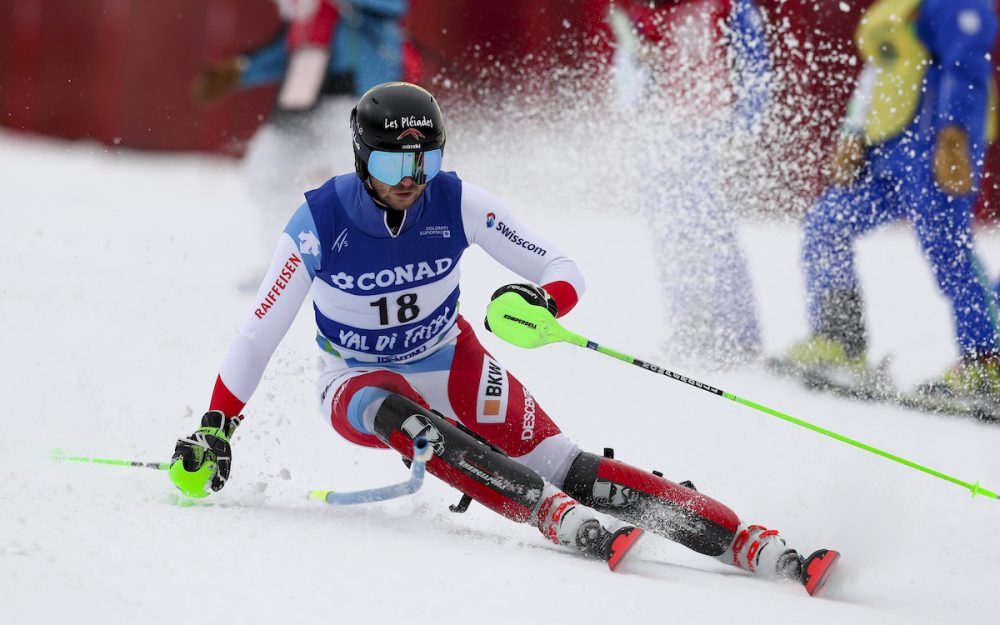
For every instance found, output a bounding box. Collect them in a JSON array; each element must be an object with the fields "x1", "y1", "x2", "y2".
[{"x1": 2, "y1": 129, "x2": 999, "y2": 625}]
